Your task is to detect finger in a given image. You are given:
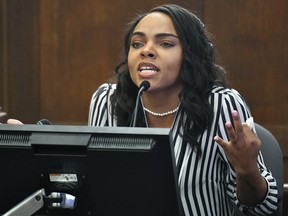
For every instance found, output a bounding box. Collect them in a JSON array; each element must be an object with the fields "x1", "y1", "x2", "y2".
[
  {"x1": 7, "y1": 119, "x2": 23, "y2": 125},
  {"x1": 231, "y1": 110, "x2": 243, "y2": 134},
  {"x1": 214, "y1": 136, "x2": 228, "y2": 149},
  {"x1": 225, "y1": 121, "x2": 238, "y2": 144}
]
